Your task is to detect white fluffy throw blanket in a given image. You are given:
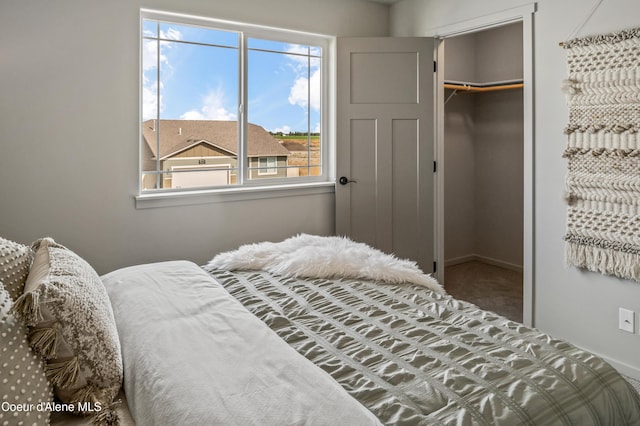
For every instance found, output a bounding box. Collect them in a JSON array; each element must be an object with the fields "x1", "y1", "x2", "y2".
[{"x1": 205, "y1": 234, "x2": 444, "y2": 293}]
